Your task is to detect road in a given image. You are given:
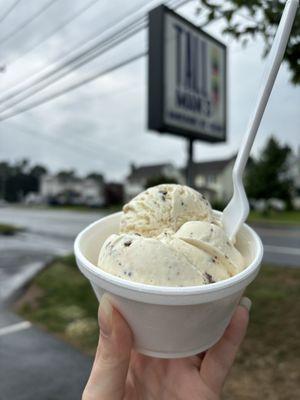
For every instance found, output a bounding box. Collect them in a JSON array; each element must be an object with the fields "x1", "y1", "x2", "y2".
[
  {"x1": 0, "y1": 207, "x2": 299, "y2": 301},
  {"x1": 252, "y1": 223, "x2": 300, "y2": 267},
  {"x1": 0, "y1": 207, "x2": 105, "y2": 302},
  {"x1": 0, "y1": 206, "x2": 299, "y2": 399},
  {"x1": 0, "y1": 206, "x2": 299, "y2": 300}
]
